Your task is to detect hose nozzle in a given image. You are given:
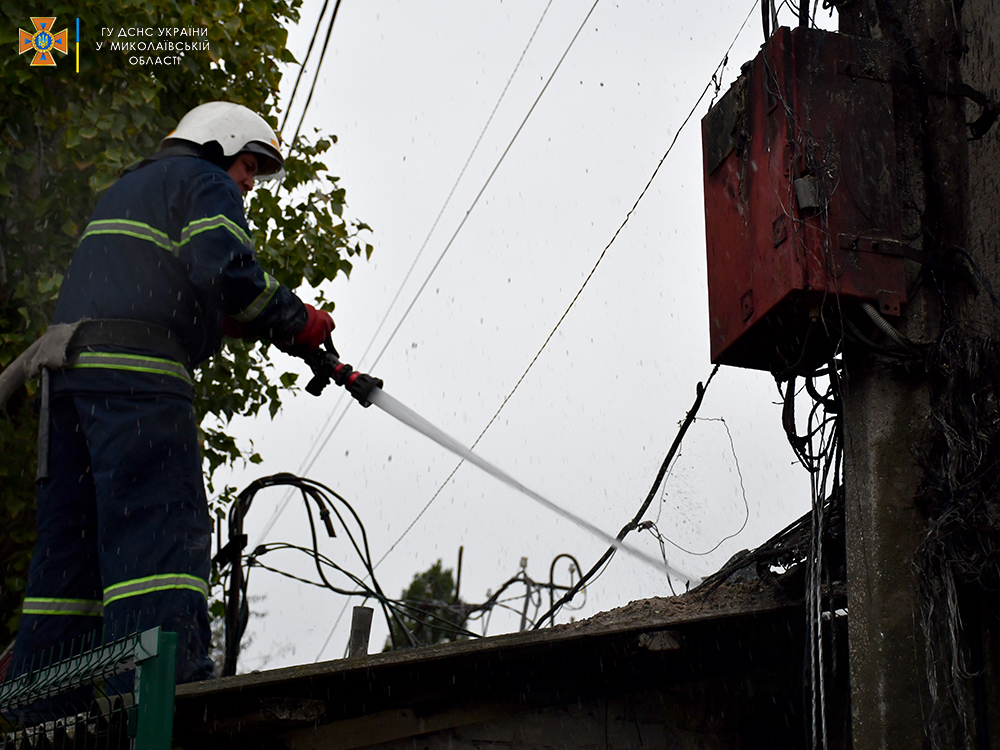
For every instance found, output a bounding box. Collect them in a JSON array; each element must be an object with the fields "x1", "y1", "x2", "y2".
[
  {"x1": 331, "y1": 362, "x2": 383, "y2": 408},
  {"x1": 287, "y1": 338, "x2": 383, "y2": 406}
]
